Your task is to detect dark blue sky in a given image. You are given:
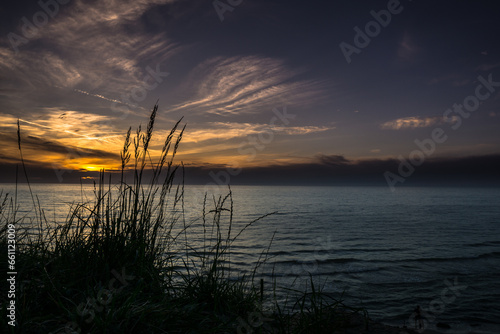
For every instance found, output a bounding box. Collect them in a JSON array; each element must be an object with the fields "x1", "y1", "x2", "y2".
[{"x1": 0, "y1": 0, "x2": 499, "y2": 185}]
